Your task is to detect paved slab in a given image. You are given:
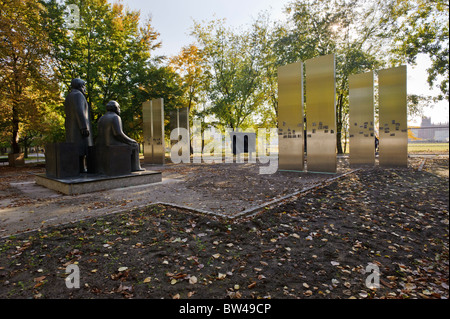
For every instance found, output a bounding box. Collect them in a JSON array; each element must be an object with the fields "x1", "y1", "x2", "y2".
[{"x1": 2, "y1": 155, "x2": 444, "y2": 237}]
